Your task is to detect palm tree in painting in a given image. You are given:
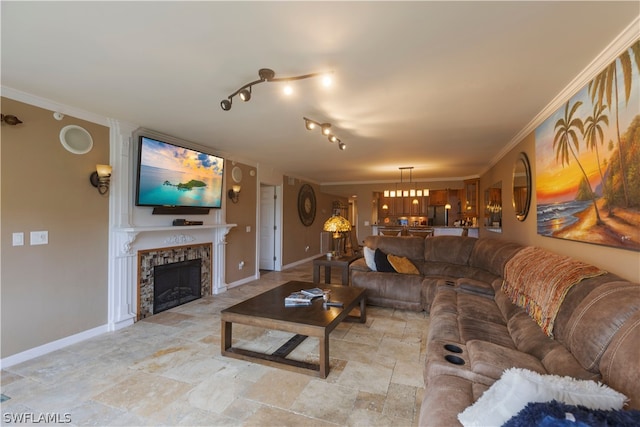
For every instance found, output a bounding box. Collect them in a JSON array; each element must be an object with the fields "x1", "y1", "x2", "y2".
[
  {"x1": 553, "y1": 100, "x2": 603, "y2": 225},
  {"x1": 588, "y1": 40, "x2": 640, "y2": 208},
  {"x1": 583, "y1": 102, "x2": 610, "y2": 214}
]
